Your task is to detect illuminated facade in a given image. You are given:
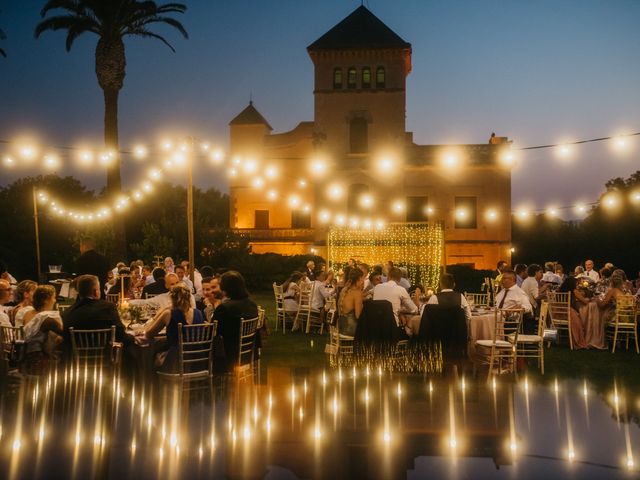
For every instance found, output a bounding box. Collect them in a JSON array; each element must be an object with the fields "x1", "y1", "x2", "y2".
[{"x1": 229, "y1": 6, "x2": 512, "y2": 269}]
